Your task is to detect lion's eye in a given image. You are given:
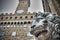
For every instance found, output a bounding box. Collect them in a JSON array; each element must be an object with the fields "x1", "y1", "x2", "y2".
[
  {"x1": 40, "y1": 18, "x2": 43, "y2": 19},
  {"x1": 43, "y1": 20, "x2": 48, "y2": 23}
]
